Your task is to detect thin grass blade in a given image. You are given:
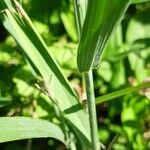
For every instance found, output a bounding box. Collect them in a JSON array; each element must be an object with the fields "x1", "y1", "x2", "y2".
[
  {"x1": 96, "y1": 82, "x2": 150, "y2": 104},
  {"x1": 73, "y1": 0, "x2": 88, "y2": 36},
  {"x1": 130, "y1": 0, "x2": 150, "y2": 3}
]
